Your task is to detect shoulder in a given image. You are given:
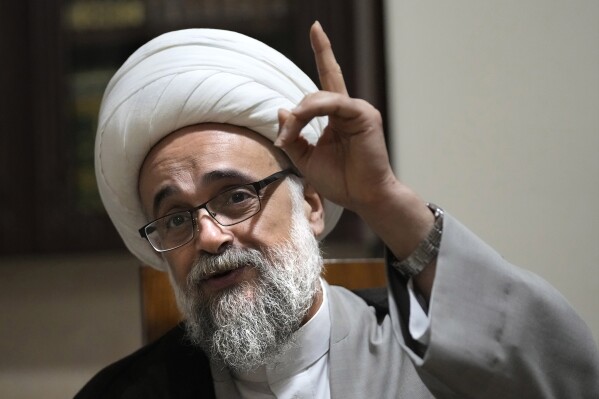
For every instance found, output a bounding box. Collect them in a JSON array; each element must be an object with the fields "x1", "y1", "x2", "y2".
[{"x1": 74, "y1": 323, "x2": 214, "y2": 399}]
